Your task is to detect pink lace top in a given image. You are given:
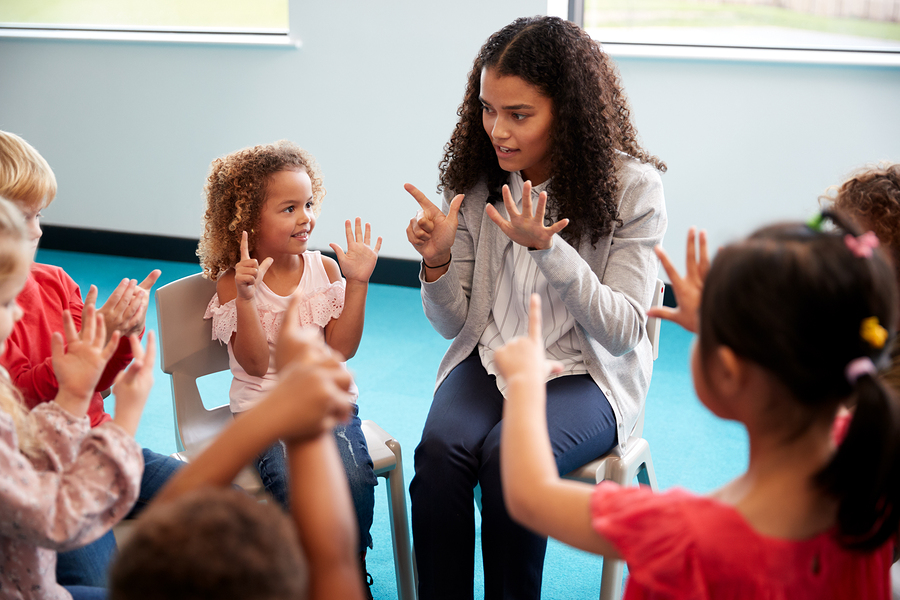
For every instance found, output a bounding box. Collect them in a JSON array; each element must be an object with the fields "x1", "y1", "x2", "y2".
[
  {"x1": 204, "y1": 251, "x2": 351, "y2": 413},
  {"x1": 0, "y1": 401, "x2": 143, "y2": 600}
]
